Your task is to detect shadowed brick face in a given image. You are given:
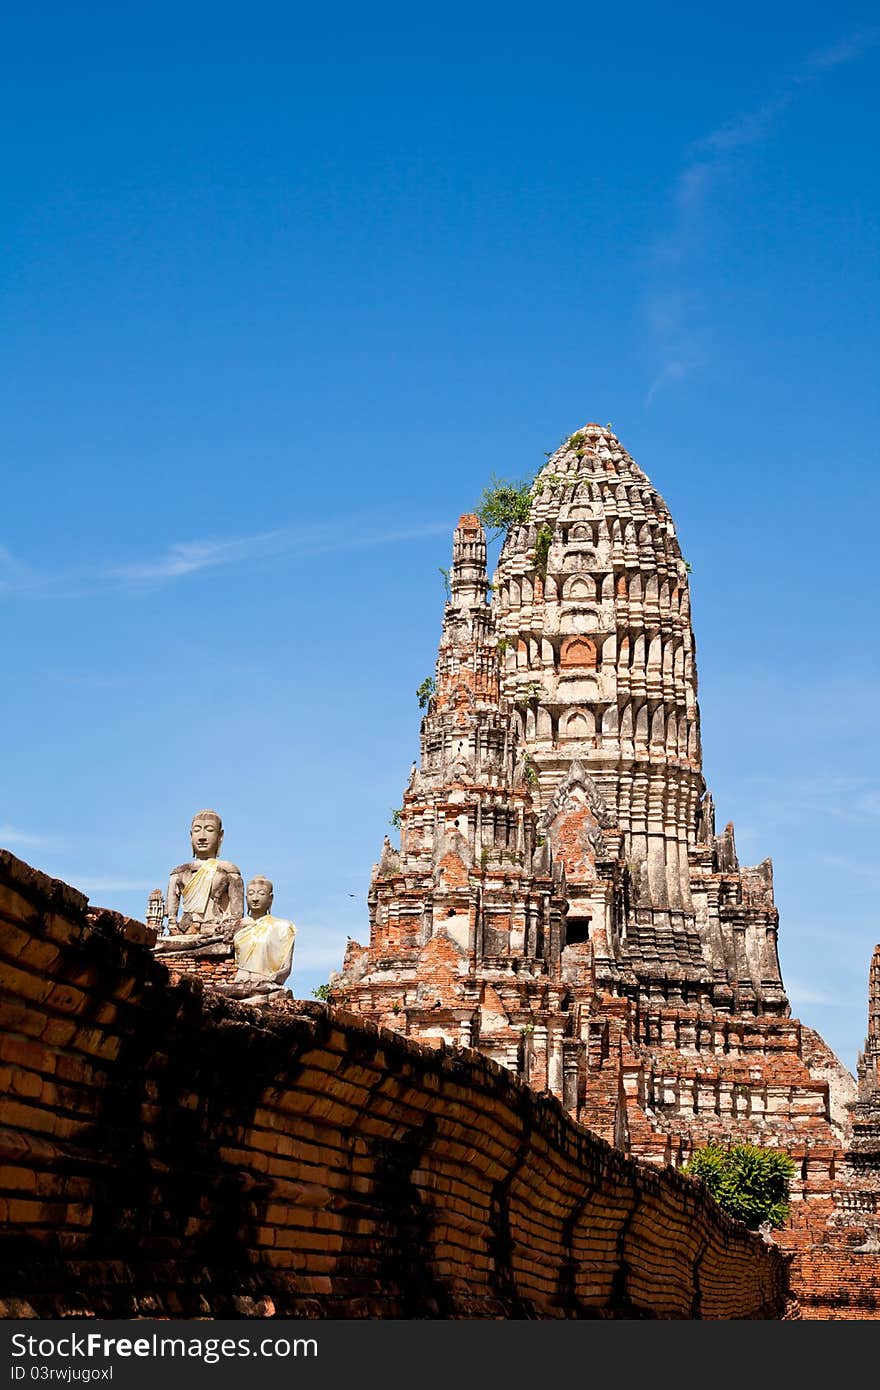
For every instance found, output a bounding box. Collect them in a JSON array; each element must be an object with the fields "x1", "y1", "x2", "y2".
[{"x1": 0, "y1": 849, "x2": 791, "y2": 1319}]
